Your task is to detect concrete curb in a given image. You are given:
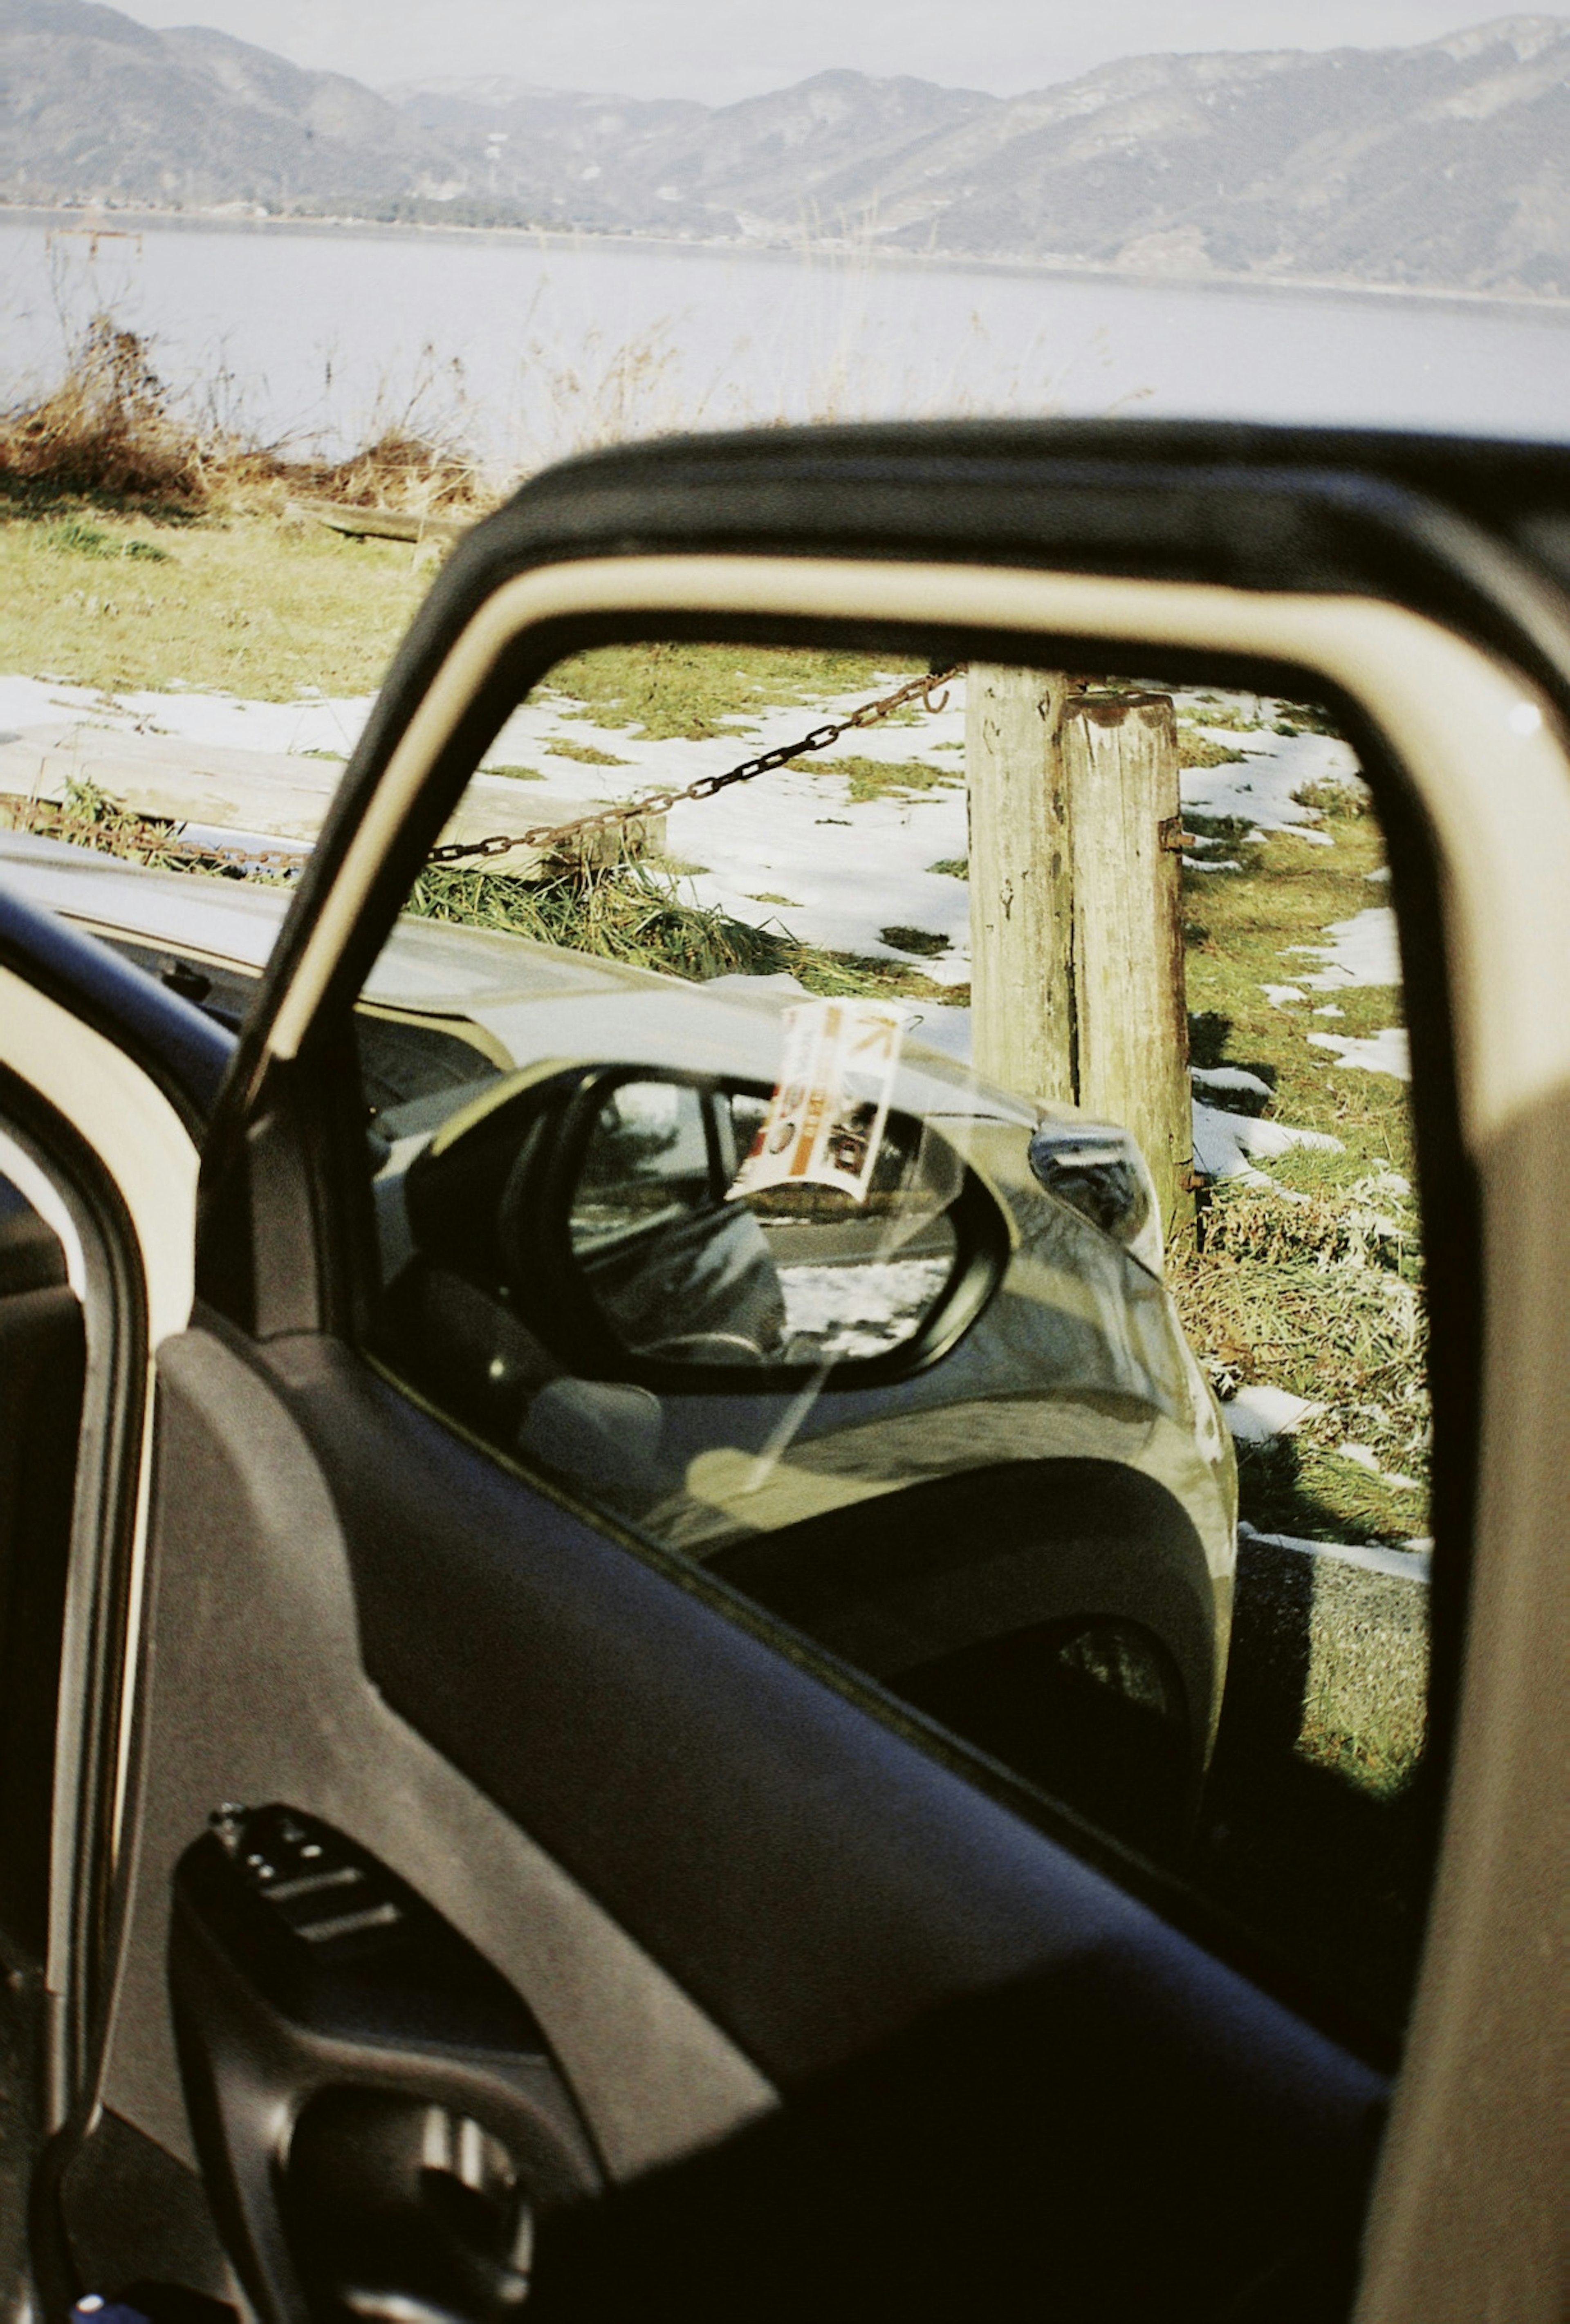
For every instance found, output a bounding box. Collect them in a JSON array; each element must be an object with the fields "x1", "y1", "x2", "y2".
[{"x1": 1238, "y1": 1521, "x2": 1431, "y2": 1585}]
